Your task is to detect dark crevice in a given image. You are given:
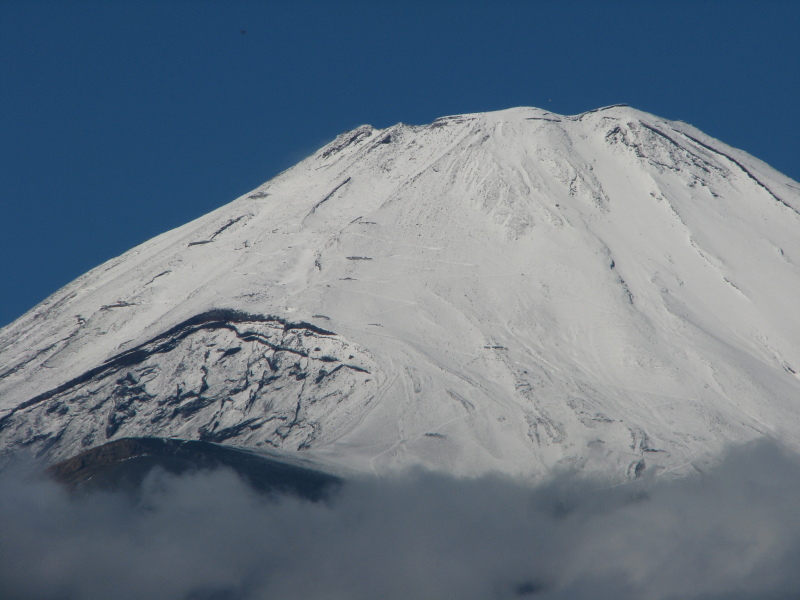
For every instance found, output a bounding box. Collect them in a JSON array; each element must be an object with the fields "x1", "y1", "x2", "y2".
[
  {"x1": 188, "y1": 215, "x2": 247, "y2": 247},
  {"x1": 526, "y1": 117, "x2": 561, "y2": 123},
  {"x1": 145, "y1": 270, "x2": 171, "y2": 286},
  {"x1": 315, "y1": 364, "x2": 344, "y2": 384},
  {"x1": 617, "y1": 275, "x2": 634, "y2": 304},
  {"x1": 240, "y1": 334, "x2": 309, "y2": 358},
  {"x1": 219, "y1": 347, "x2": 242, "y2": 359},
  {"x1": 198, "y1": 418, "x2": 264, "y2": 443},
  {"x1": 283, "y1": 321, "x2": 335, "y2": 336},
  {"x1": 575, "y1": 104, "x2": 629, "y2": 120},
  {"x1": 307, "y1": 177, "x2": 352, "y2": 216},
  {"x1": 100, "y1": 301, "x2": 137, "y2": 311},
  {"x1": 275, "y1": 395, "x2": 305, "y2": 441}
]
